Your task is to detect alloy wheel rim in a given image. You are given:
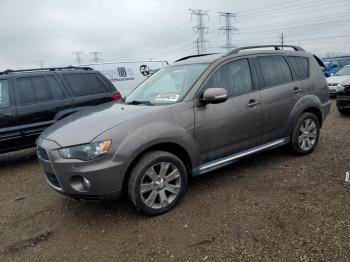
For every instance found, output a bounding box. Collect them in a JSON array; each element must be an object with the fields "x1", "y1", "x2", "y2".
[
  {"x1": 298, "y1": 118, "x2": 317, "y2": 151},
  {"x1": 140, "y1": 162, "x2": 181, "y2": 209}
]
